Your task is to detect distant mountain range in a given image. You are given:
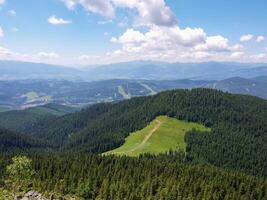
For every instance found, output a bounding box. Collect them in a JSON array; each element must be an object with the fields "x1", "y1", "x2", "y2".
[
  {"x1": 1, "y1": 60, "x2": 267, "y2": 81},
  {"x1": 210, "y1": 76, "x2": 267, "y2": 99},
  {"x1": 0, "y1": 77, "x2": 266, "y2": 109}
]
